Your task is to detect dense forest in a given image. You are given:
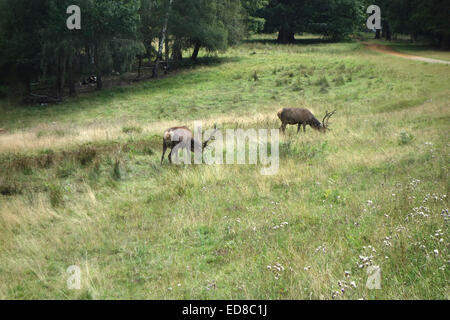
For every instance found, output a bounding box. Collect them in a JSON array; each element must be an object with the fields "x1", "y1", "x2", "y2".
[{"x1": 0, "y1": 0, "x2": 448, "y2": 100}]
